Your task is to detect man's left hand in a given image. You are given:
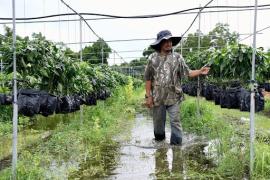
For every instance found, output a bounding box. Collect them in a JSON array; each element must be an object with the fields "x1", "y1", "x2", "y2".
[{"x1": 200, "y1": 67, "x2": 210, "y2": 75}]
